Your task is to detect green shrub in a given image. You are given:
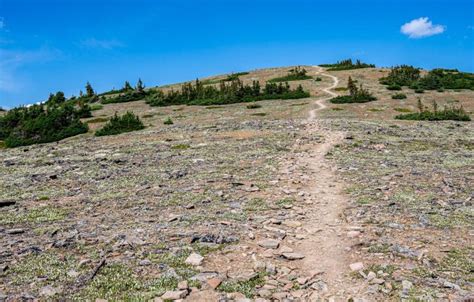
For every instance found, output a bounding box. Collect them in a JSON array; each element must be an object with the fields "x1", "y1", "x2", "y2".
[
  {"x1": 246, "y1": 104, "x2": 262, "y2": 109},
  {"x1": 380, "y1": 66, "x2": 474, "y2": 91},
  {"x1": 225, "y1": 72, "x2": 249, "y2": 81},
  {"x1": 320, "y1": 59, "x2": 375, "y2": 71},
  {"x1": 392, "y1": 93, "x2": 407, "y2": 99},
  {"x1": 95, "y1": 112, "x2": 144, "y2": 136},
  {"x1": 315, "y1": 77, "x2": 322, "y2": 81},
  {"x1": 394, "y1": 108, "x2": 412, "y2": 113},
  {"x1": 329, "y1": 76, "x2": 376, "y2": 104},
  {"x1": 90, "y1": 104, "x2": 104, "y2": 111},
  {"x1": 414, "y1": 89, "x2": 424, "y2": 94},
  {"x1": 251, "y1": 113, "x2": 266, "y2": 116},
  {"x1": 395, "y1": 100, "x2": 470, "y2": 121},
  {"x1": 87, "y1": 117, "x2": 109, "y2": 124},
  {"x1": 268, "y1": 66, "x2": 312, "y2": 82},
  {"x1": 163, "y1": 117, "x2": 173, "y2": 125},
  {"x1": 387, "y1": 84, "x2": 401, "y2": 91},
  {"x1": 102, "y1": 91, "x2": 148, "y2": 104},
  {"x1": 0, "y1": 103, "x2": 89, "y2": 148}
]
